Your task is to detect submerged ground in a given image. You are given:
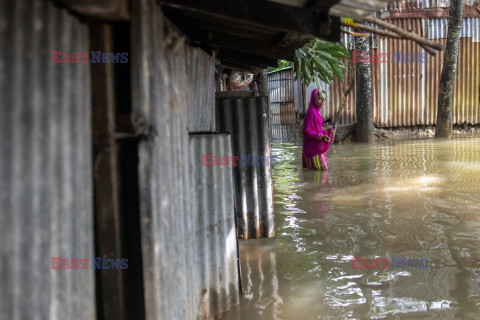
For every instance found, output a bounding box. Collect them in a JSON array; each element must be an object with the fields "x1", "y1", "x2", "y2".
[{"x1": 220, "y1": 135, "x2": 480, "y2": 320}]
